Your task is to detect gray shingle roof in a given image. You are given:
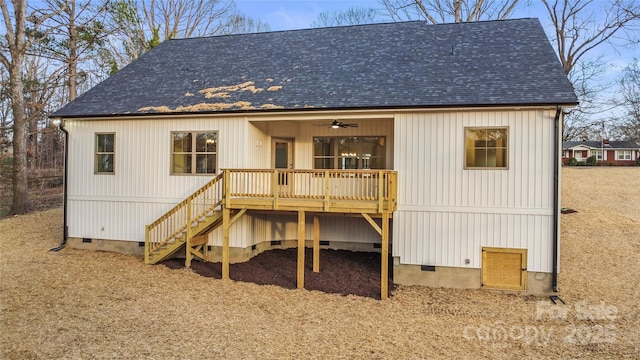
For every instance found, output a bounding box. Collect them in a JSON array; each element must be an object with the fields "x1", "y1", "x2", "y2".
[
  {"x1": 52, "y1": 19, "x2": 578, "y2": 118},
  {"x1": 564, "y1": 141, "x2": 640, "y2": 149}
]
